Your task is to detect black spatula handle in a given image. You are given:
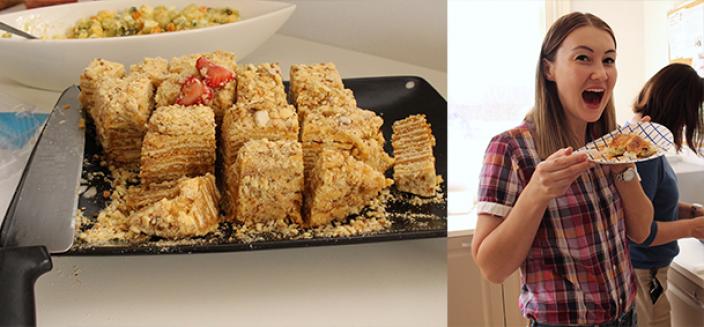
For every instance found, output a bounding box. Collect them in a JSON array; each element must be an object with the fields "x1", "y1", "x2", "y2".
[{"x1": 0, "y1": 246, "x2": 52, "y2": 327}]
